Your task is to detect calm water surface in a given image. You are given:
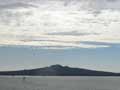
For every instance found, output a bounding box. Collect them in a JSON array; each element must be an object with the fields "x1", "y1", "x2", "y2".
[{"x1": 0, "y1": 76, "x2": 120, "y2": 90}]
